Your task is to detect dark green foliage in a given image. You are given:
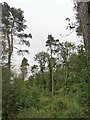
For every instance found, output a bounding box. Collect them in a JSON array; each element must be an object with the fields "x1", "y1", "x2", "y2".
[
  {"x1": 2, "y1": 67, "x2": 18, "y2": 119},
  {"x1": 34, "y1": 51, "x2": 49, "y2": 73},
  {"x1": 2, "y1": 41, "x2": 89, "y2": 119},
  {"x1": 2, "y1": 2, "x2": 89, "y2": 119},
  {"x1": 13, "y1": 80, "x2": 41, "y2": 111},
  {"x1": 2, "y1": 68, "x2": 41, "y2": 119}
]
